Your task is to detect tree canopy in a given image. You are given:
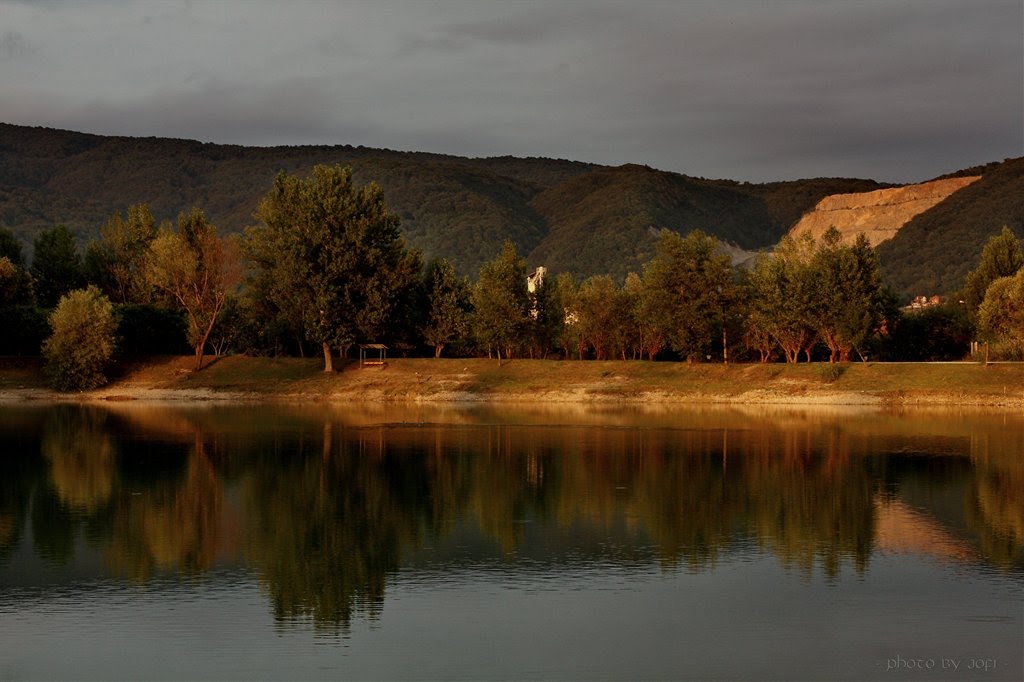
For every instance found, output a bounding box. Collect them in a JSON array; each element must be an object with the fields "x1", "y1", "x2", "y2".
[
  {"x1": 638, "y1": 230, "x2": 733, "y2": 362},
  {"x1": 31, "y1": 225, "x2": 84, "y2": 308},
  {"x1": 146, "y1": 208, "x2": 240, "y2": 371},
  {"x1": 472, "y1": 240, "x2": 531, "y2": 361},
  {"x1": 90, "y1": 203, "x2": 160, "y2": 304},
  {"x1": 42, "y1": 285, "x2": 117, "y2": 391},
  {"x1": 248, "y1": 164, "x2": 420, "y2": 371},
  {"x1": 962, "y1": 226, "x2": 1024, "y2": 316},
  {"x1": 422, "y1": 258, "x2": 471, "y2": 358},
  {"x1": 977, "y1": 267, "x2": 1024, "y2": 357}
]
